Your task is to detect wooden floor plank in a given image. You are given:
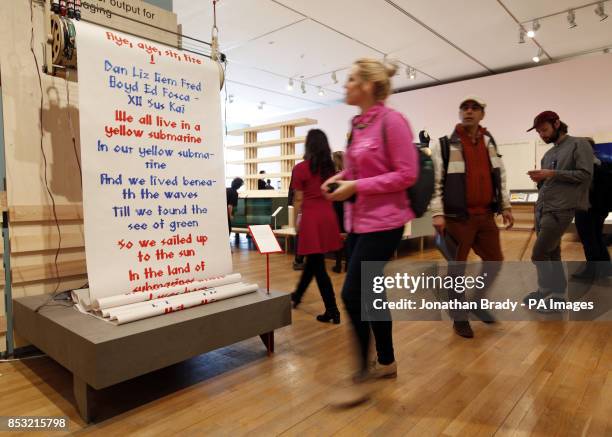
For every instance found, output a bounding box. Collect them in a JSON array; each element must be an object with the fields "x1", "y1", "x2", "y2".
[{"x1": 0, "y1": 231, "x2": 610, "y2": 436}]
